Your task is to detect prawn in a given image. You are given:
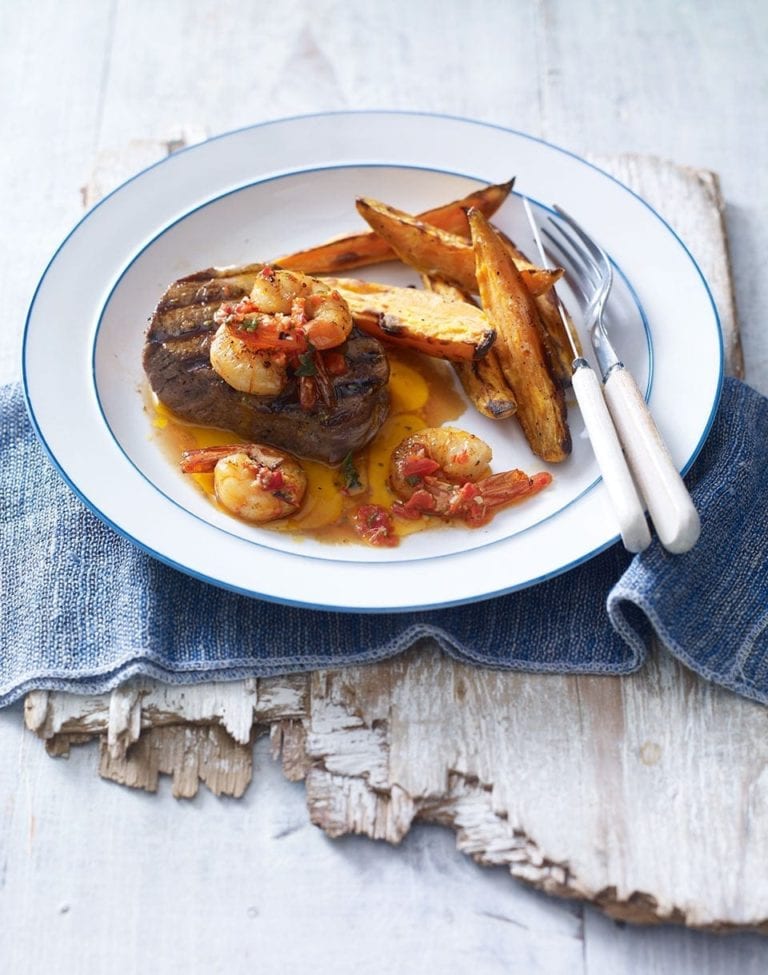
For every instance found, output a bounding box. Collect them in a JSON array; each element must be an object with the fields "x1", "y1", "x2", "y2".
[
  {"x1": 210, "y1": 267, "x2": 352, "y2": 400},
  {"x1": 181, "y1": 442, "x2": 307, "y2": 524},
  {"x1": 389, "y1": 428, "x2": 552, "y2": 527},
  {"x1": 209, "y1": 325, "x2": 287, "y2": 396}
]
